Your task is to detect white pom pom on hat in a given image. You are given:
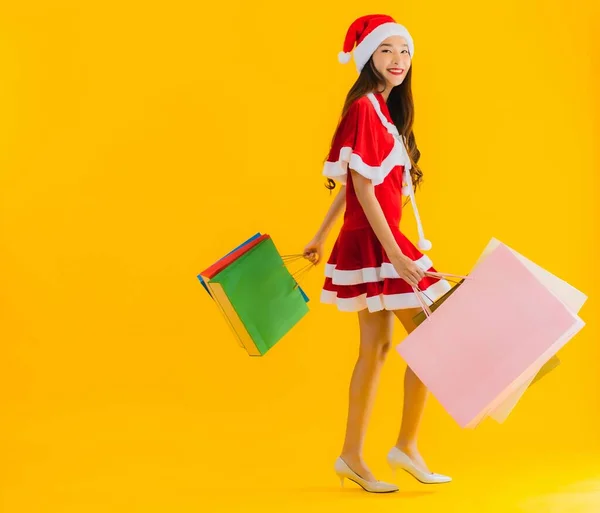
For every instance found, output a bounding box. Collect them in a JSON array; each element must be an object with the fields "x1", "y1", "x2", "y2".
[
  {"x1": 338, "y1": 51, "x2": 352, "y2": 64},
  {"x1": 337, "y1": 14, "x2": 415, "y2": 72},
  {"x1": 417, "y1": 238, "x2": 433, "y2": 251}
]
